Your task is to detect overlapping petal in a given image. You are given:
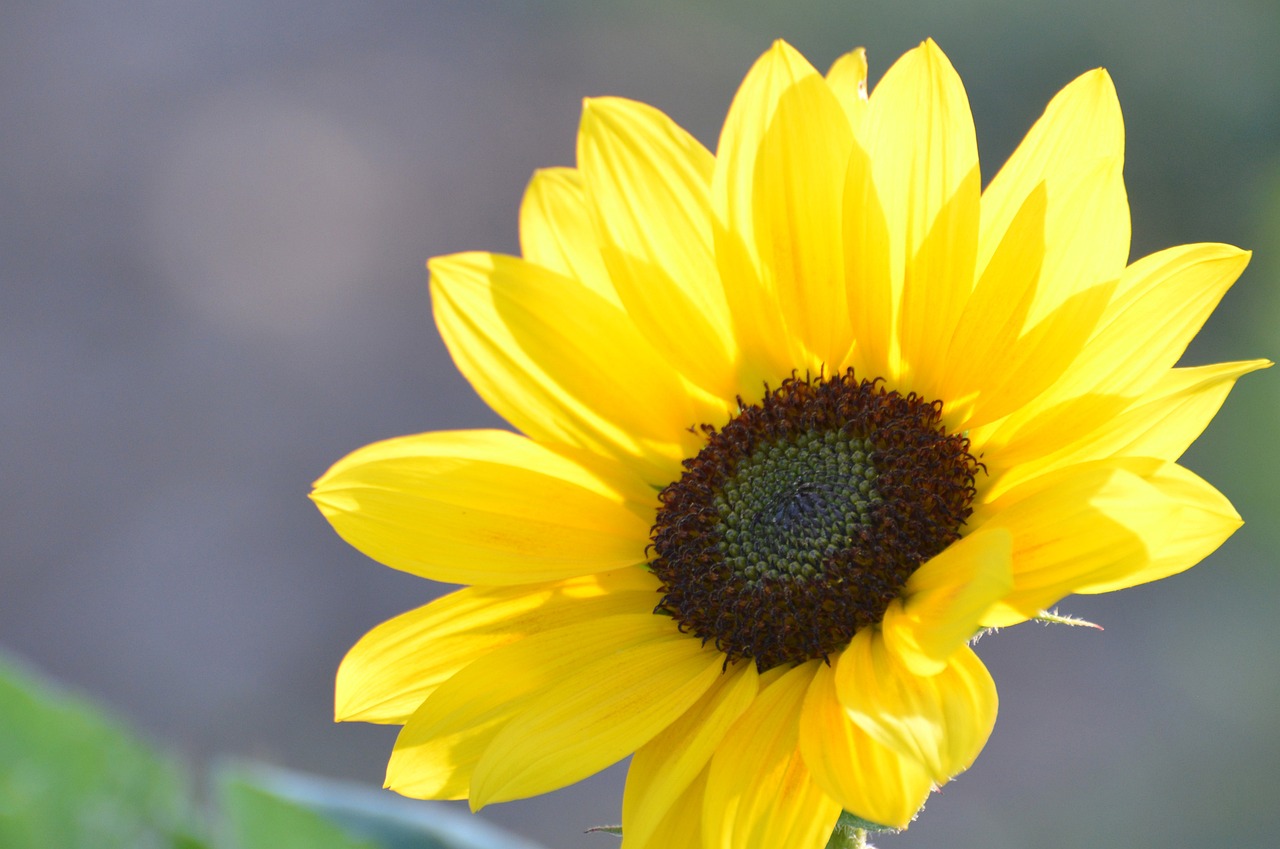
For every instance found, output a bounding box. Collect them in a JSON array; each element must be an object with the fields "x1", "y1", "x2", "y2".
[
  {"x1": 798, "y1": 661, "x2": 933, "y2": 829},
  {"x1": 703, "y1": 663, "x2": 842, "y2": 849},
  {"x1": 335, "y1": 568, "x2": 660, "y2": 724},
  {"x1": 622, "y1": 662, "x2": 759, "y2": 848},
  {"x1": 882, "y1": 528, "x2": 1013, "y2": 675},
  {"x1": 387, "y1": 614, "x2": 697, "y2": 800},
  {"x1": 835, "y1": 630, "x2": 997, "y2": 784},
  {"x1": 973, "y1": 458, "x2": 1241, "y2": 625},
  {"x1": 864, "y1": 39, "x2": 981, "y2": 399},
  {"x1": 518, "y1": 167, "x2": 619, "y2": 306},
  {"x1": 318, "y1": 36, "x2": 1261, "y2": 849},
  {"x1": 579, "y1": 96, "x2": 736, "y2": 396},
  {"x1": 470, "y1": 622, "x2": 724, "y2": 807},
  {"x1": 312, "y1": 429, "x2": 652, "y2": 585},
  {"x1": 975, "y1": 244, "x2": 1249, "y2": 484},
  {"x1": 430, "y1": 252, "x2": 726, "y2": 485}
]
